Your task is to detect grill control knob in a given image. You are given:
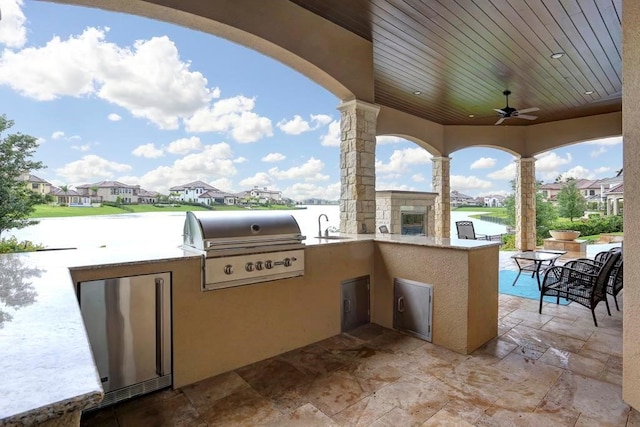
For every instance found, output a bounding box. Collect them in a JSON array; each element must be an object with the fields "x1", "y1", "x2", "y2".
[
  {"x1": 255, "y1": 261, "x2": 264, "y2": 271},
  {"x1": 265, "y1": 260, "x2": 273, "y2": 269},
  {"x1": 245, "y1": 262, "x2": 254, "y2": 272},
  {"x1": 283, "y1": 258, "x2": 291, "y2": 267},
  {"x1": 224, "y1": 264, "x2": 233, "y2": 275}
]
